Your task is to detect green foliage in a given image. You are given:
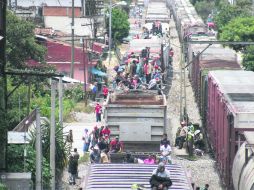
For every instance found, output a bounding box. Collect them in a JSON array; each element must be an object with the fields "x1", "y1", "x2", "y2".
[
  {"x1": 106, "y1": 8, "x2": 130, "y2": 41},
  {"x1": 6, "y1": 11, "x2": 46, "y2": 68},
  {"x1": 214, "y1": 2, "x2": 251, "y2": 33},
  {"x1": 7, "y1": 145, "x2": 52, "y2": 188},
  {"x1": 64, "y1": 84, "x2": 84, "y2": 102},
  {"x1": 194, "y1": 1, "x2": 215, "y2": 21},
  {"x1": 0, "y1": 183, "x2": 8, "y2": 190},
  {"x1": 29, "y1": 121, "x2": 71, "y2": 173},
  {"x1": 243, "y1": 45, "x2": 254, "y2": 71},
  {"x1": 220, "y1": 17, "x2": 254, "y2": 51},
  {"x1": 73, "y1": 101, "x2": 93, "y2": 113}
]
